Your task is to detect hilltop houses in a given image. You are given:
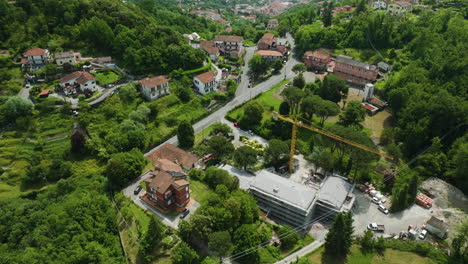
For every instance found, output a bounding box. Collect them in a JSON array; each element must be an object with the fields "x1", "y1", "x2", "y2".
[
  {"x1": 59, "y1": 71, "x2": 97, "y2": 95},
  {"x1": 303, "y1": 50, "x2": 332, "y2": 71},
  {"x1": 214, "y1": 35, "x2": 244, "y2": 58},
  {"x1": 266, "y1": 19, "x2": 279, "y2": 30},
  {"x1": 200, "y1": 41, "x2": 220, "y2": 62},
  {"x1": 193, "y1": 71, "x2": 217, "y2": 94},
  {"x1": 21, "y1": 48, "x2": 50, "y2": 70},
  {"x1": 138, "y1": 76, "x2": 170, "y2": 101},
  {"x1": 55, "y1": 51, "x2": 82, "y2": 66},
  {"x1": 333, "y1": 55, "x2": 378, "y2": 85}
]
